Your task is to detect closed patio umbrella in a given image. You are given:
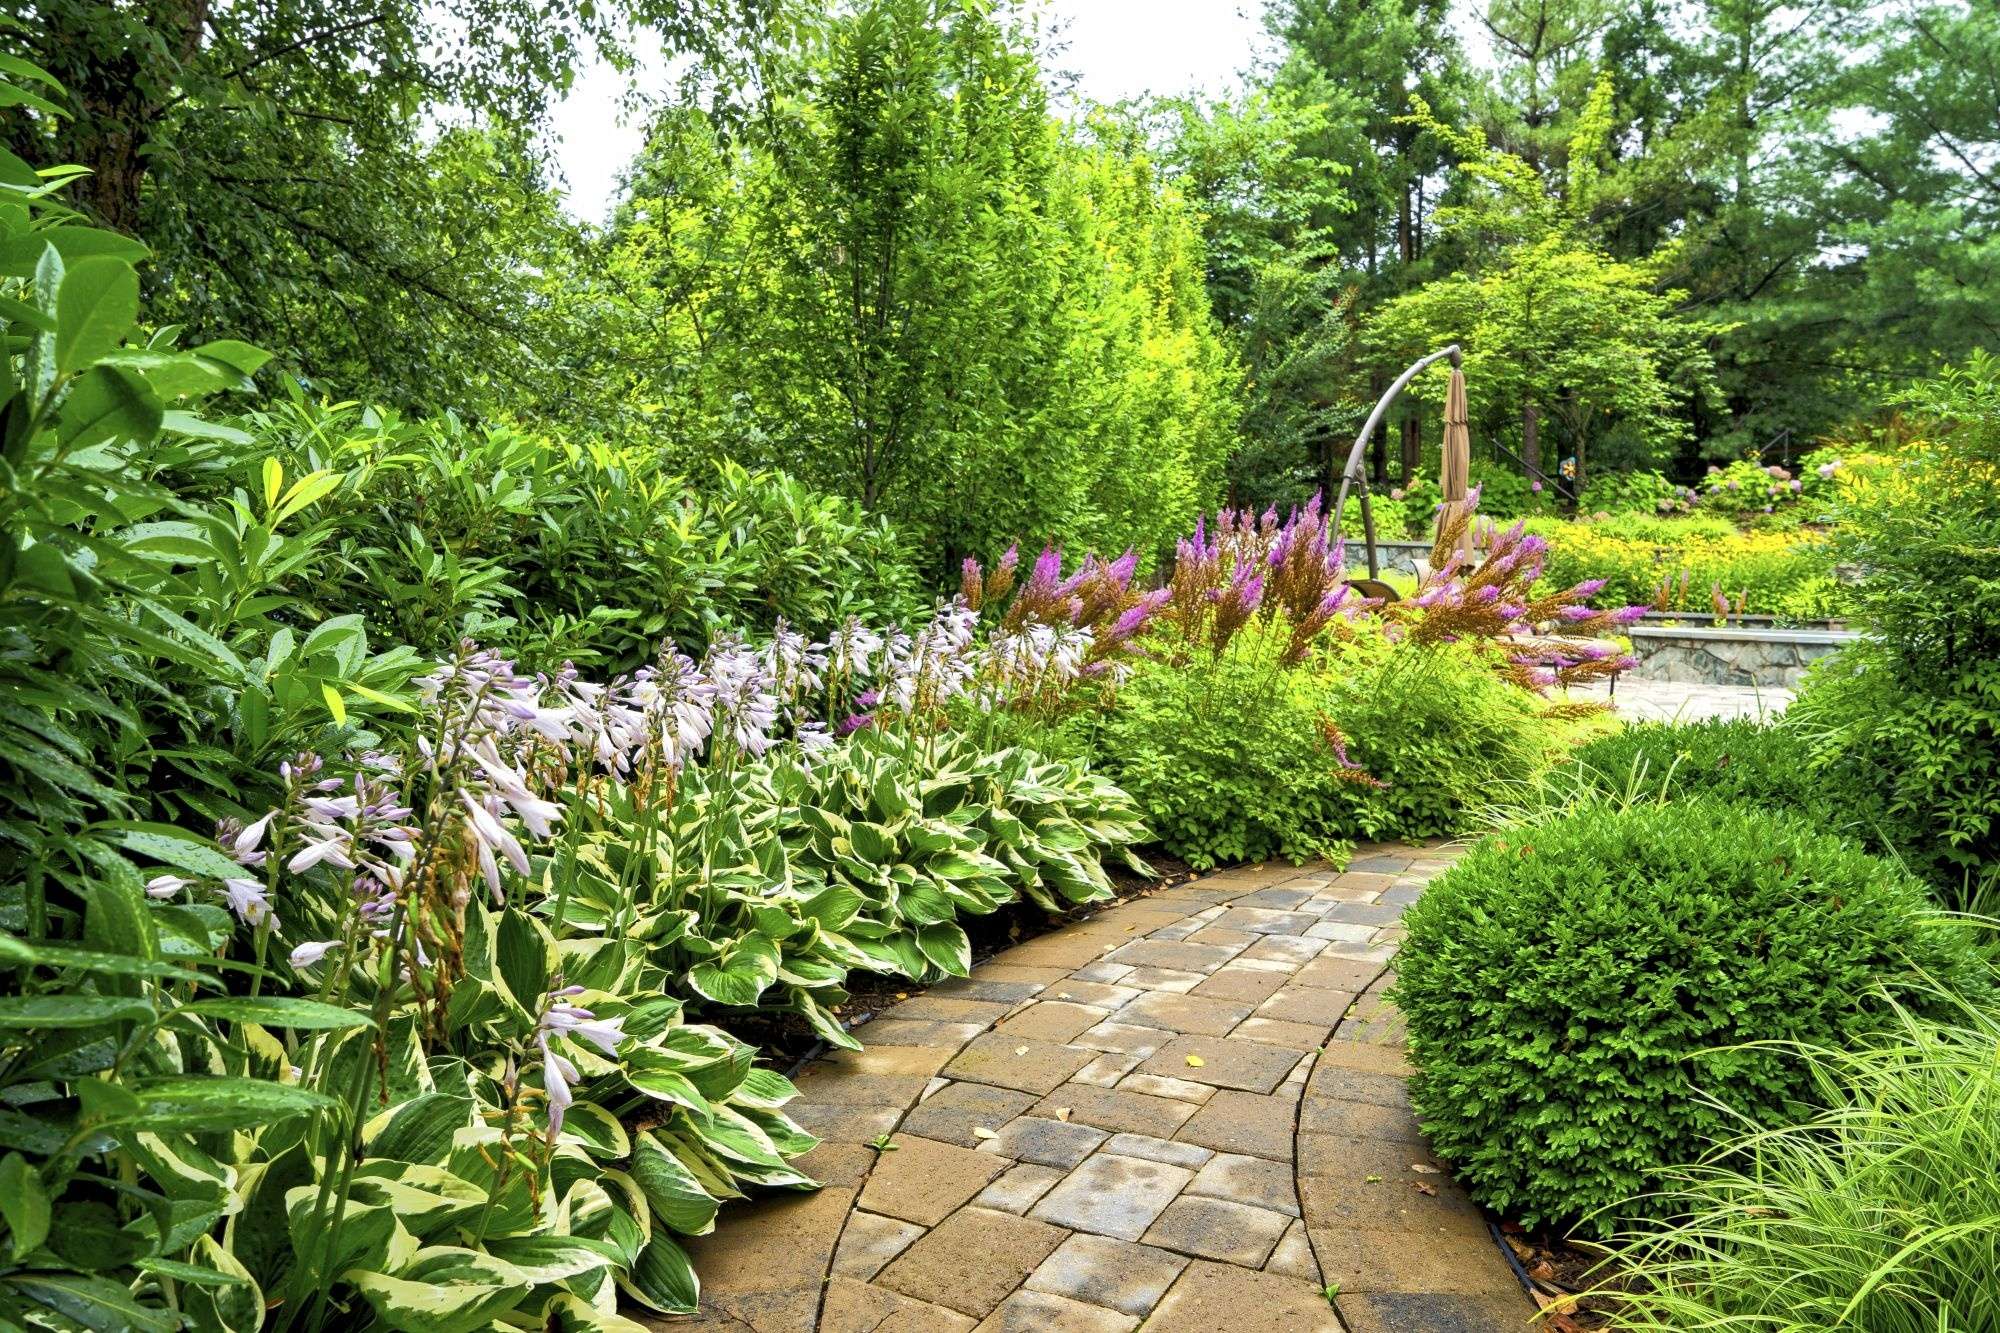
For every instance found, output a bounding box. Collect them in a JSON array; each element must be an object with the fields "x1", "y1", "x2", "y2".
[{"x1": 1436, "y1": 362, "x2": 1473, "y2": 558}]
